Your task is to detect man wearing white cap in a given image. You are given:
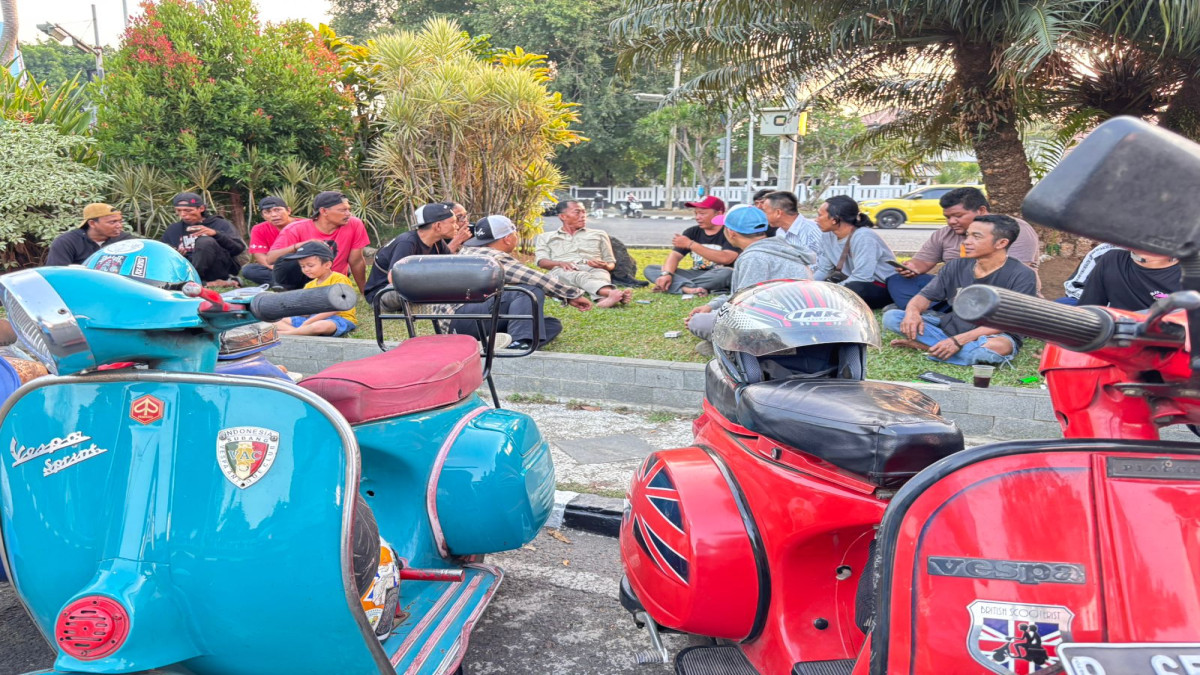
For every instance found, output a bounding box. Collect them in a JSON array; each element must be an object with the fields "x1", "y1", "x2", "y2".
[{"x1": 453, "y1": 215, "x2": 593, "y2": 351}]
